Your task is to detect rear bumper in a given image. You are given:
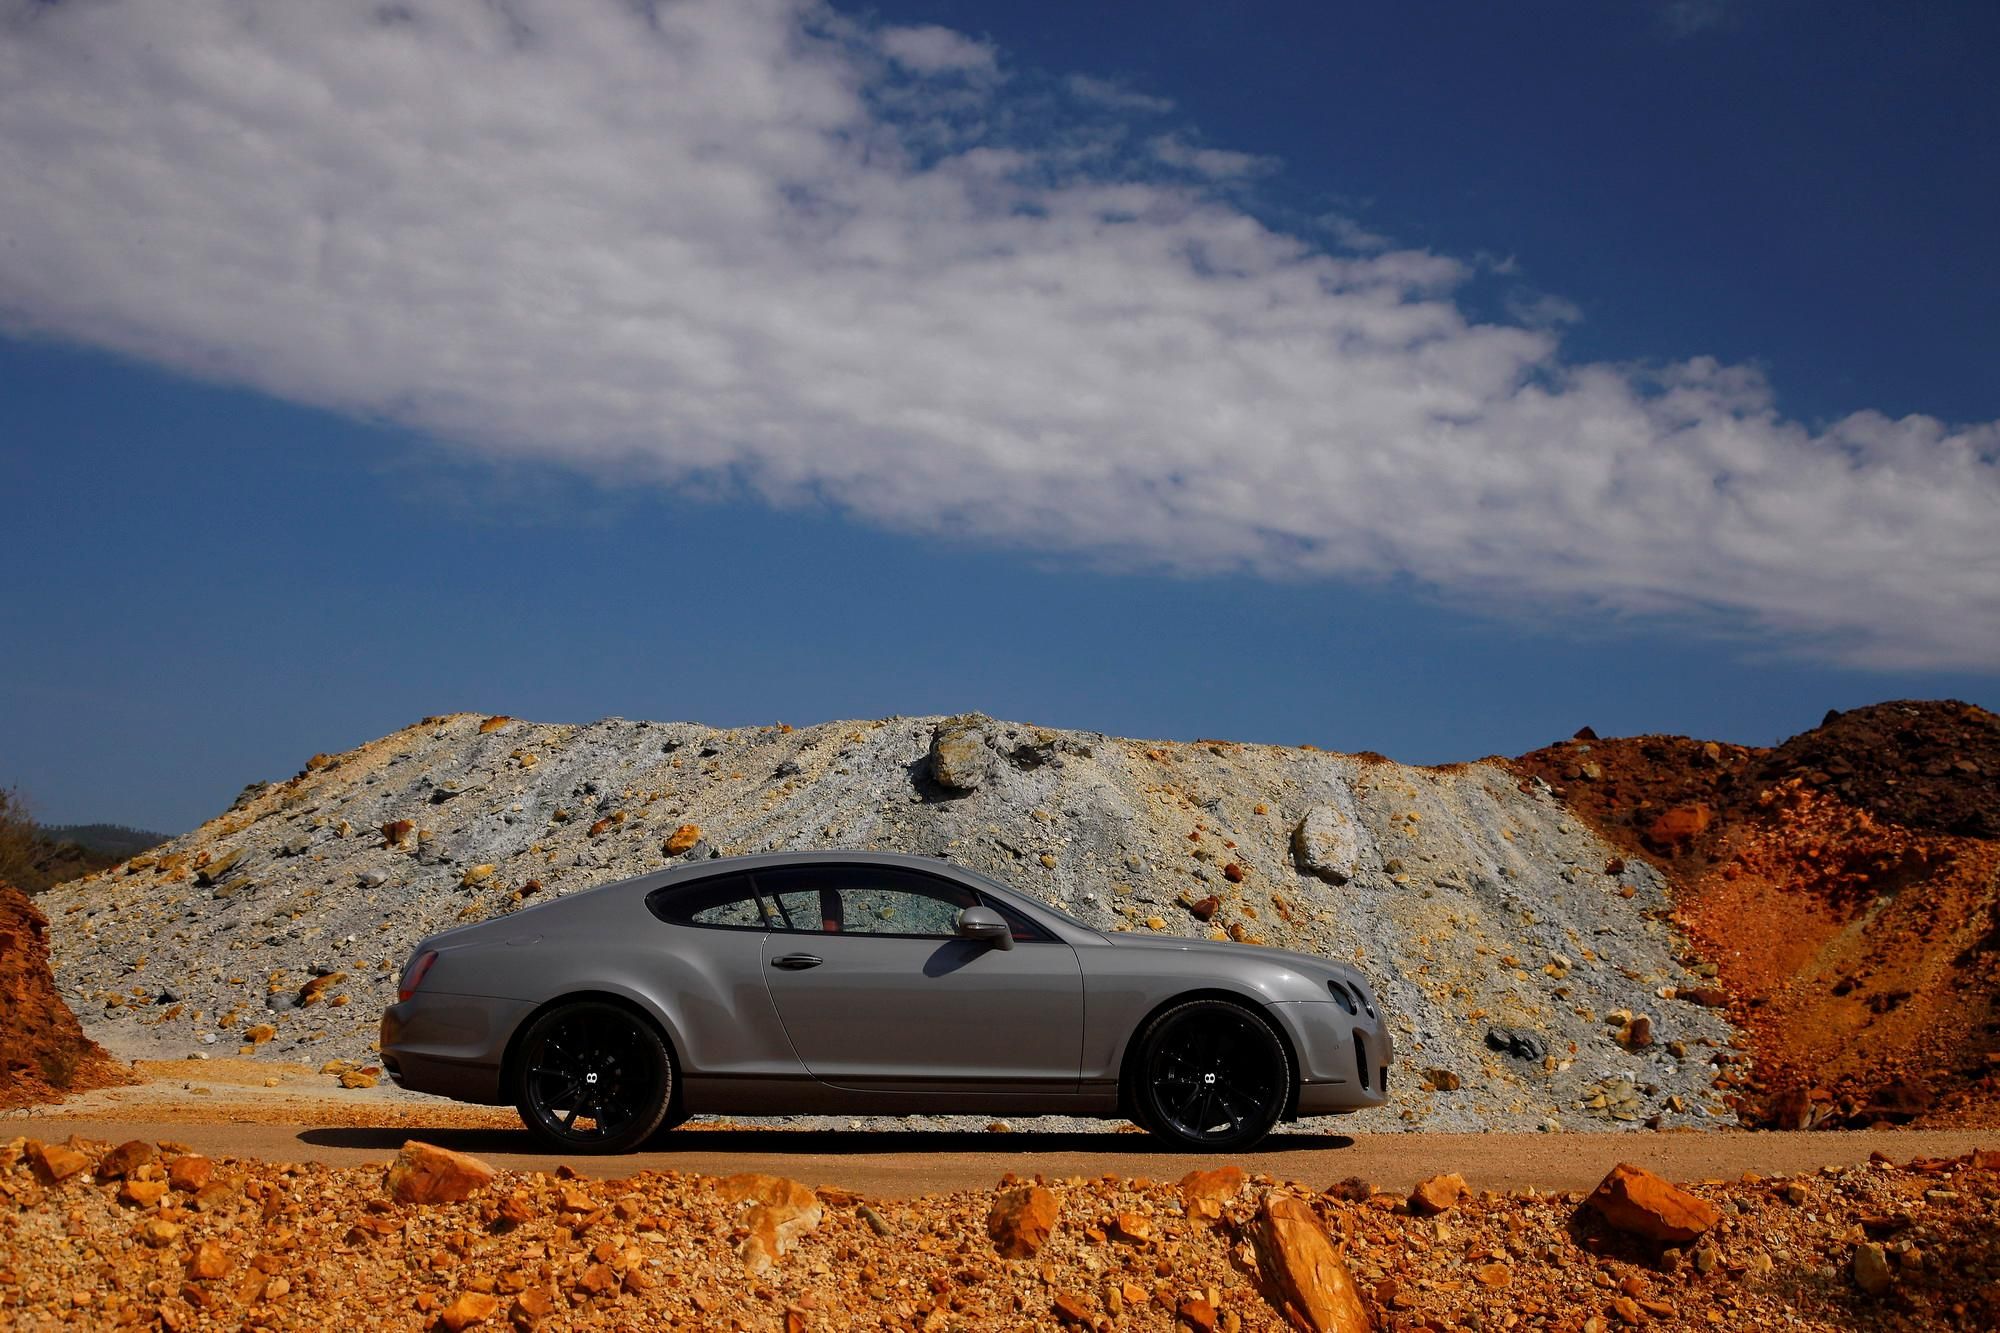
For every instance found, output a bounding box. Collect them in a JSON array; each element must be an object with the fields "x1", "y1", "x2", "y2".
[{"x1": 379, "y1": 993, "x2": 532, "y2": 1106}]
